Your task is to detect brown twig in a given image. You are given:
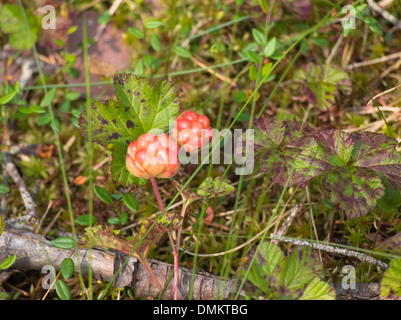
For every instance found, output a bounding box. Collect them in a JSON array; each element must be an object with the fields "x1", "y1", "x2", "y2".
[
  {"x1": 270, "y1": 234, "x2": 389, "y2": 270},
  {"x1": 3, "y1": 153, "x2": 38, "y2": 224}
]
